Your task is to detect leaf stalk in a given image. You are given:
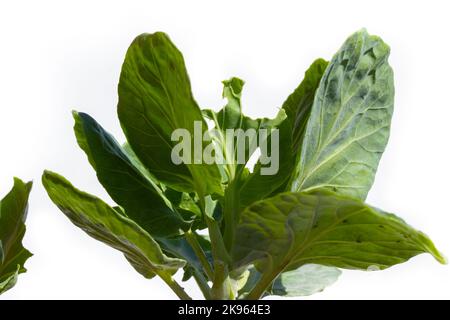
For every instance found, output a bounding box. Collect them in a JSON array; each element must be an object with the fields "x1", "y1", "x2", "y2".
[{"x1": 185, "y1": 230, "x2": 214, "y2": 281}]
